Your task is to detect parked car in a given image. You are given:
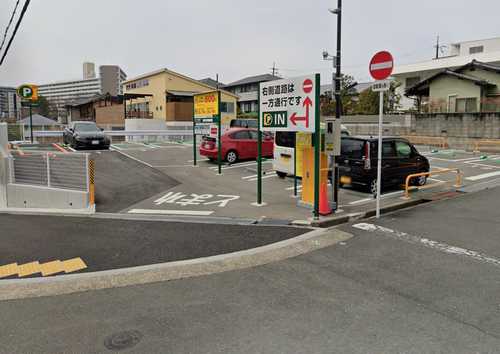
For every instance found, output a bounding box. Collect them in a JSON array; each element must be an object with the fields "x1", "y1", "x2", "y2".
[
  {"x1": 63, "y1": 121, "x2": 110, "y2": 150},
  {"x1": 229, "y1": 118, "x2": 258, "y2": 129},
  {"x1": 338, "y1": 136, "x2": 430, "y2": 195},
  {"x1": 200, "y1": 128, "x2": 273, "y2": 164}
]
